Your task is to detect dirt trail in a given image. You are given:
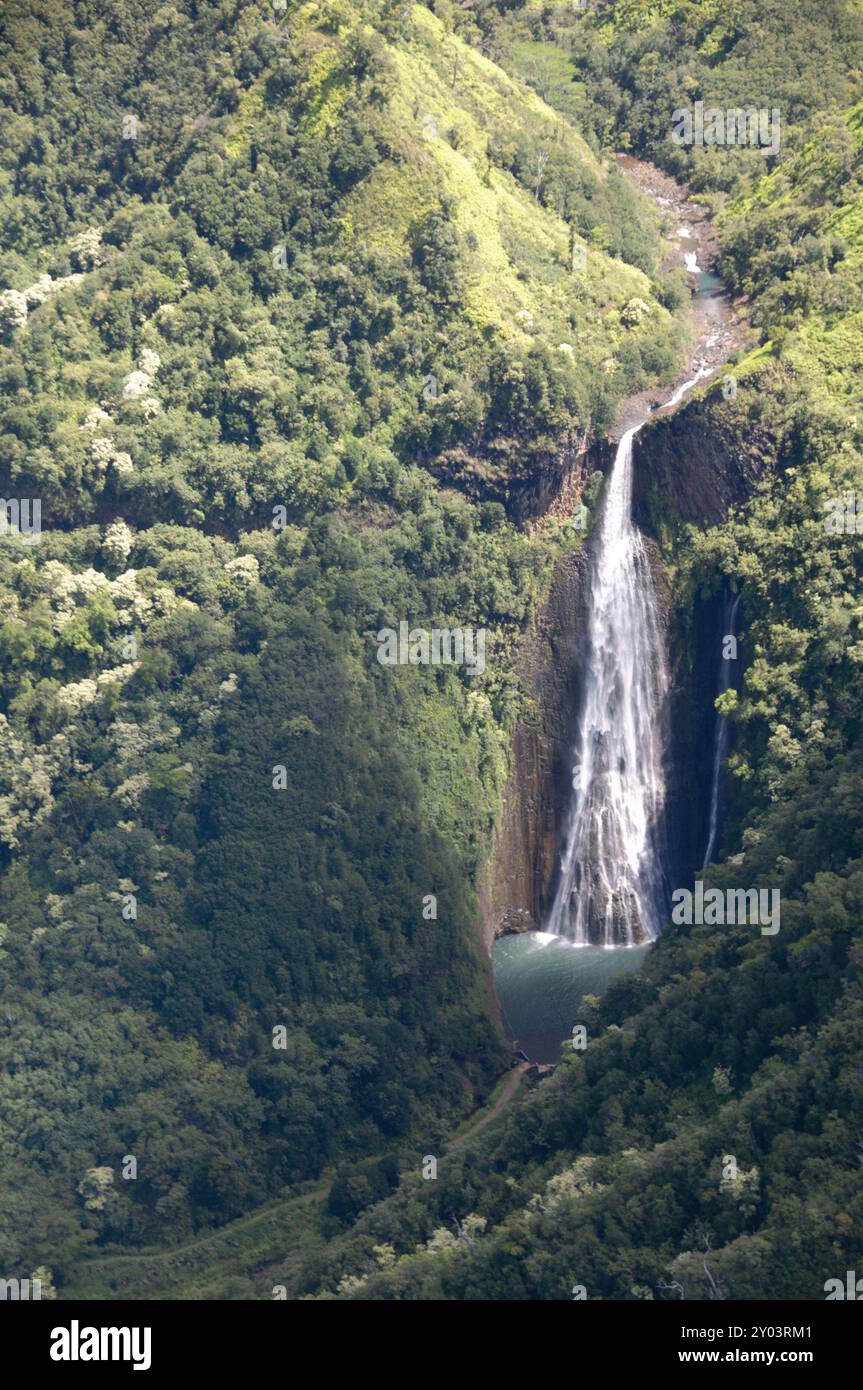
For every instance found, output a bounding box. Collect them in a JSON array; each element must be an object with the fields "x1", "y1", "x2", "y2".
[
  {"x1": 68, "y1": 1063, "x2": 532, "y2": 1298},
  {"x1": 449, "y1": 1061, "x2": 530, "y2": 1149}
]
